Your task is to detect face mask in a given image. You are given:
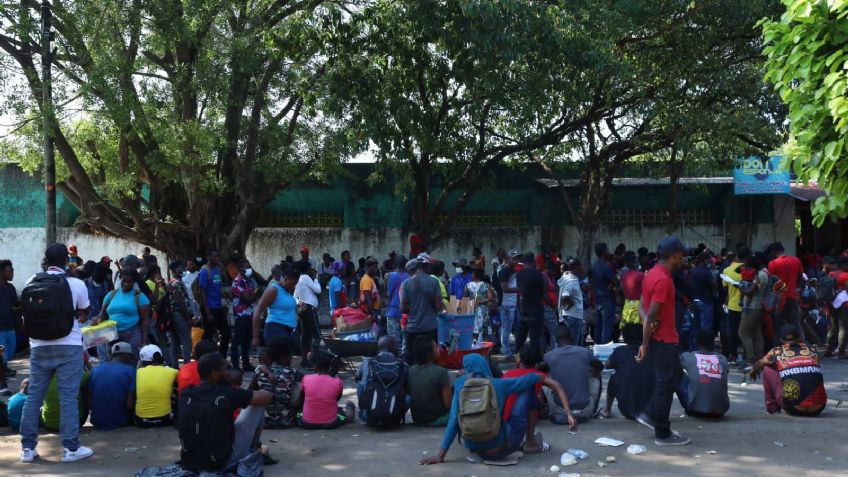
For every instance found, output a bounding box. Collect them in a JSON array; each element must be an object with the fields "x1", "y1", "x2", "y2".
[
  {"x1": 195, "y1": 257, "x2": 202, "y2": 263},
  {"x1": 455, "y1": 267, "x2": 463, "y2": 274},
  {"x1": 245, "y1": 268, "x2": 253, "y2": 277}
]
